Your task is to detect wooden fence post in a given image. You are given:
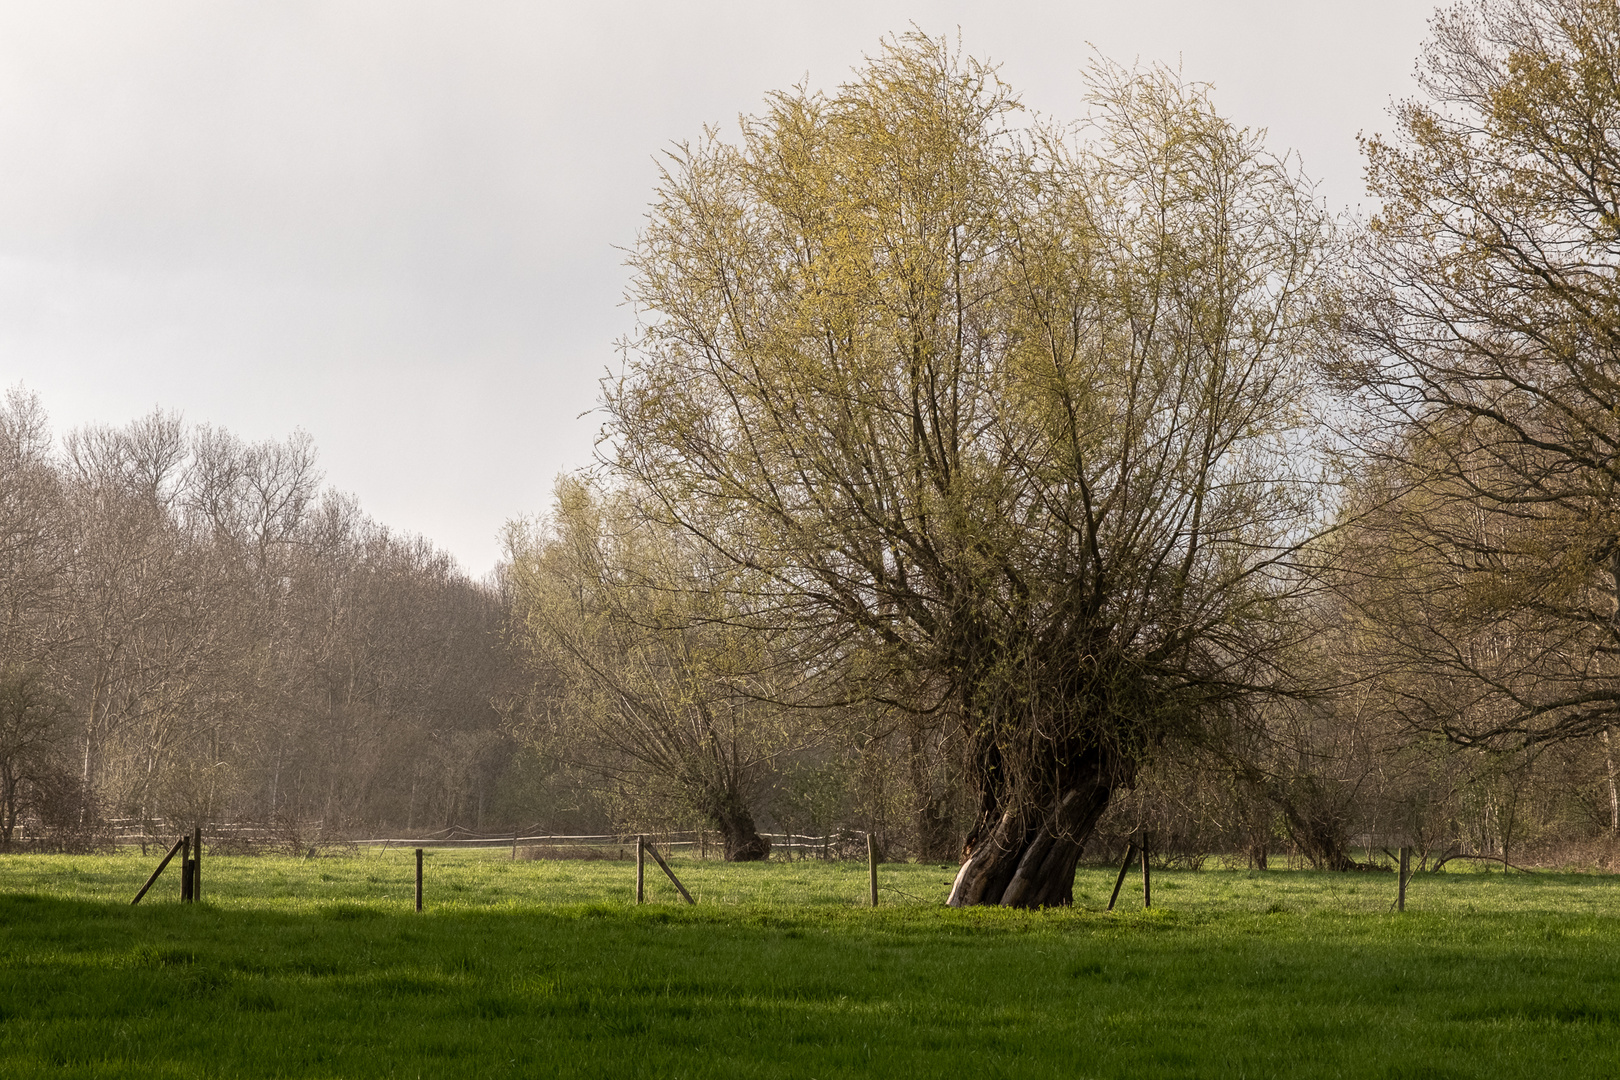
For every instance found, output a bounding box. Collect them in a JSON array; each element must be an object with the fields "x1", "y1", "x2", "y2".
[
  {"x1": 192, "y1": 825, "x2": 202, "y2": 904},
  {"x1": 1398, "y1": 845, "x2": 1411, "y2": 912},
  {"x1": 636, "y1": 835, "x2": 645, "y2": 904},
  {"x1": 1141, "y1": 834, "x2": 1152, "y2": 909},
  {"x1": 867, "y1": 832, "x2": 878, "y2": 907},
  {"x1": 644, "y1": 841, "x2": 696, "y2": 904},
  {"x1": 180, "y1": 835, "x2": 192, "y2": 903},
  {"x1": 511, "y1": 833, "x2": 518, "y2": 862},
  {"x1": 415, "y1": 848, "x2": 423, "y2": 912},
  {"x1": 1108, "y1": 842, "x2": 1136, "y2": 911},
  {"x1": 130, "y1": 835, "x2": 187, "y2": 905}
]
